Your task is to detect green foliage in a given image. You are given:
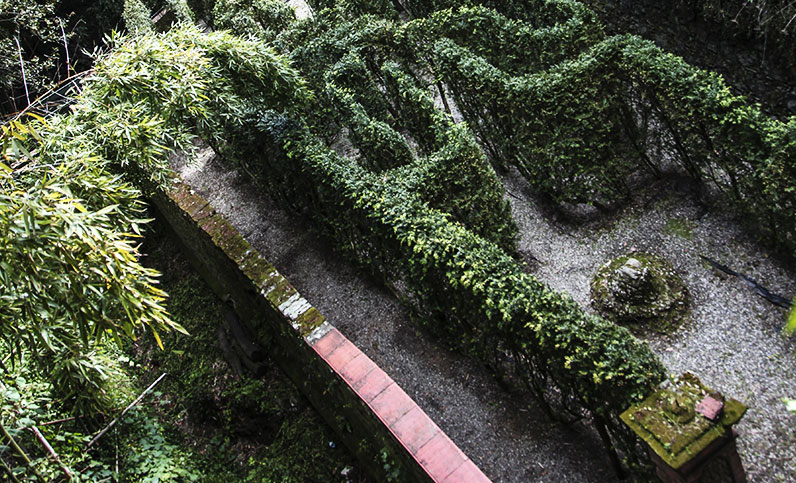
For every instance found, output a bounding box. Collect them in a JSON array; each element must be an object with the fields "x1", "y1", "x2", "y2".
[
  {"x1": 221, "y1": 110, "x2": 665, "y2": 462},
  {"x1": 120, "y1": 408, "x2": 202, "y2": 482},
  {"x1": 166, "y1": 0, "x2": 195, "y2": 22},
  {"x1": 1, "y1": 118, "x2": 177, "y2": 367},
  {"x1": 0, "y1": 0, "x2": 66, "y2": 112},
  {"x1": 213, "y1": 0, "x2": 296, "y2": 42},
  {"x1": 124, "y1": 0, "x2": 155, "y2": 34},
  {"x1": 186, "y1": 0, "x2": 216, "y2": 22},
  {"x1": 1, "y1": 25, "x2": 308, "y2": 416},
  {"x1": 269, "y1": 11, "x2": 519, "y2": 250},
  {"x1": 0, "y1": 344, "x2": 132, "y2": 481},
  {"x1": 0, "y1": 0, "x2": 125, "y2": 114},
  {"x1": 324, "y1": 80, "x2": 415, "y2": 171},
  {"x1": 402, "y1": 3, "x2": 796, "y2": 254},
  {"x1": 136, "y1": 225, "x2": 358, "y2": 481},
  {"x1": 215, "y1": 2, "x2": 670, "y2": 463},
  {"x1": 402, "y1": 3, "x2": 603, "y2": 74}
]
